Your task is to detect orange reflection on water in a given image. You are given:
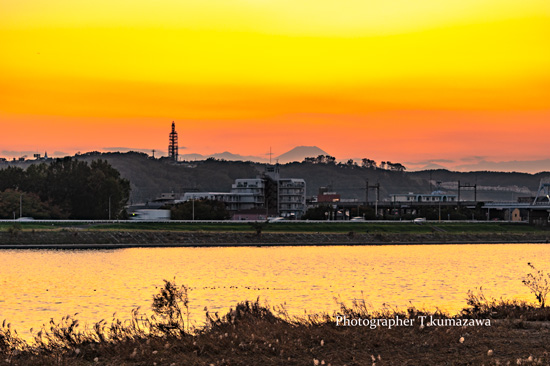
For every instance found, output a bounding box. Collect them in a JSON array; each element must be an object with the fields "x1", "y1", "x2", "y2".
[{"x1": 1, "y1": 244, "x2": 549, "y2": 339}]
